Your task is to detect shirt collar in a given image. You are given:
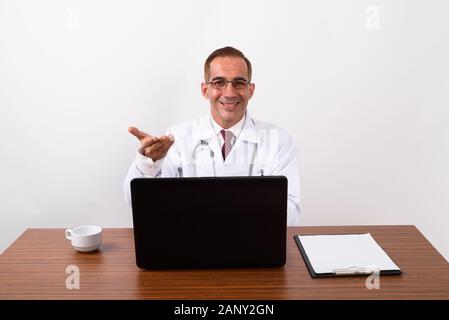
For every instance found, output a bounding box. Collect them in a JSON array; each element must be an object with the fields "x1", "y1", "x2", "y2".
[{"x1": 210, "y1": 113, "x2": 245, "y2": 138}]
